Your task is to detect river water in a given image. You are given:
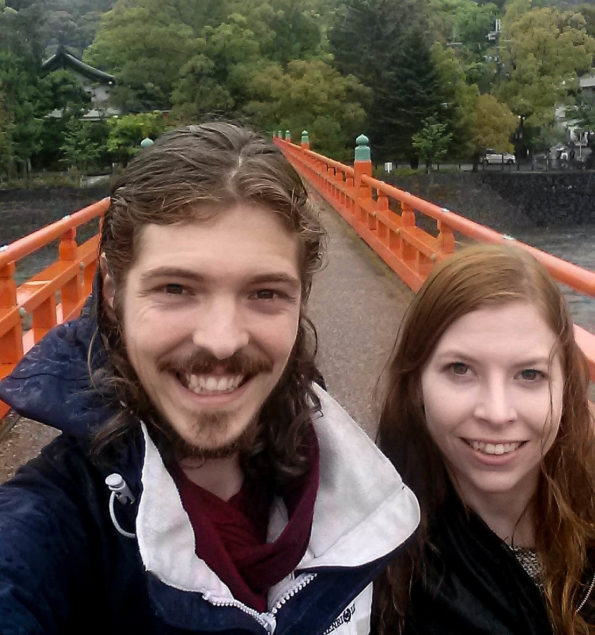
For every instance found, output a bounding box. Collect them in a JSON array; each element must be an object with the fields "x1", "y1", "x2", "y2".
[{"x1": 0, "y1": 187, "x2": 593, "y2": 332}]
